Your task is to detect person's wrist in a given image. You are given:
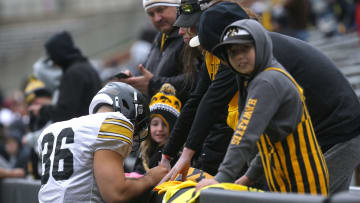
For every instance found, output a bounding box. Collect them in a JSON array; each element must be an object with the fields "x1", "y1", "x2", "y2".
[
  {"x1": 162, "y1": 154, "x2": 172, "y2": 161},
  {"x1": 144, "y1": 174, "x2": 156, "y2": 186},
  {"x1": 181, "y1": 147, "x2": 195, "y2": 160}
]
